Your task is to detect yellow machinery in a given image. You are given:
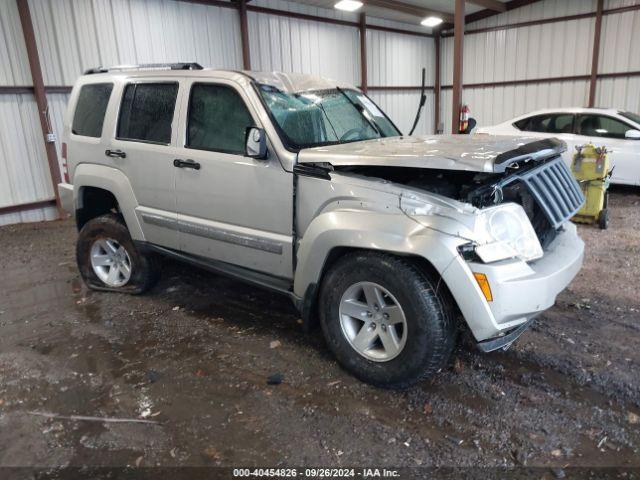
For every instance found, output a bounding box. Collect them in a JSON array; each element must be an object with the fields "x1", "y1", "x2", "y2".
[{"x1": 571, "y1": 144, "x2": 611, "y2": 229}]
